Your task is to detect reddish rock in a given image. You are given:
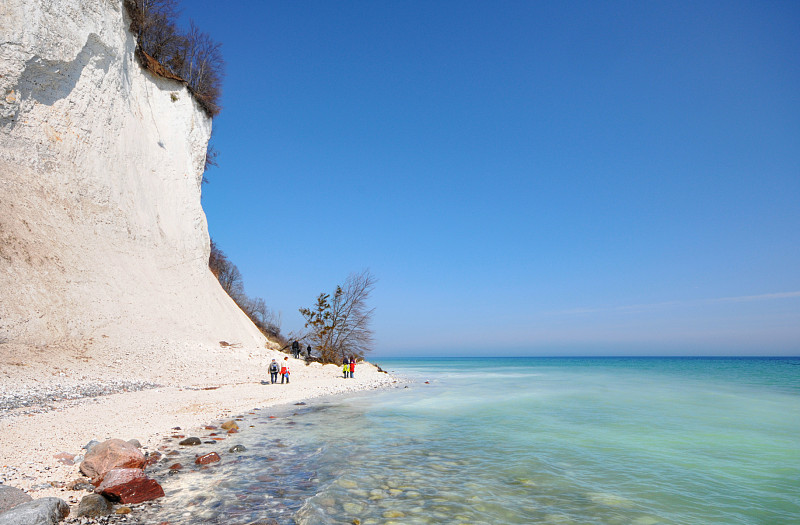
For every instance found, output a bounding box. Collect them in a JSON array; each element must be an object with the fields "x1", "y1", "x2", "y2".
[
  {"x1": 195, "y1": 452, "x2": 221, "y2": 465},
  {"x1": 80, "y1": 439, "x2": 146, "y2": 483},
  {"x1": 168, "y1": 463, "x2": 182, "y2": 470},
  {"x1": 212, "y1": 437, "x2": 225, "y2": 441},
  {"x1": 95, "y1": 468, "x2": 164, "y2": 504},
  {"x1": 143, "y1": 451, "x2": 162, "y2": 466},
  {"x1": 227, "y1": 428, "x2": 238, "y2": 434},
  {"x1": 204, "y1": 425, "x2": 217, "y2": 430}
]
